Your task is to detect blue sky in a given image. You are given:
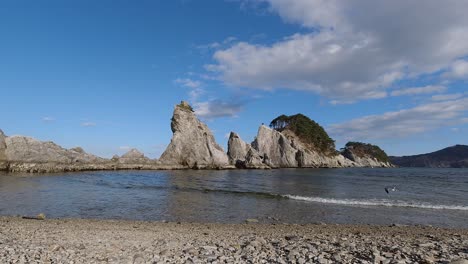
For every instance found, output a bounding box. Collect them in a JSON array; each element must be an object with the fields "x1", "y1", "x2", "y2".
[{"x1": 1, "y1": 0, "x2": 467, "y2": 158}]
